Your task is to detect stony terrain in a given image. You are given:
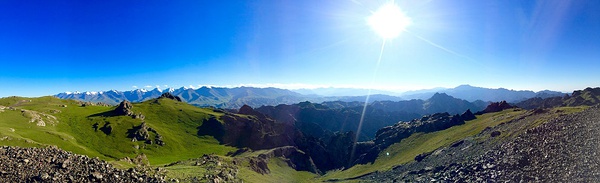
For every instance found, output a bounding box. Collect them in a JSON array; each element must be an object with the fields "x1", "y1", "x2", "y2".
[
  {"x1": 361, "y1": 105, "x2": 600, "y2": 182},
  {"x1": 0, "y1": 146, "x2": 162, "y2": 182}
]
